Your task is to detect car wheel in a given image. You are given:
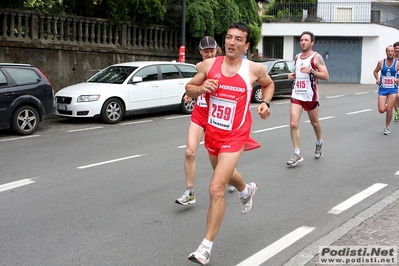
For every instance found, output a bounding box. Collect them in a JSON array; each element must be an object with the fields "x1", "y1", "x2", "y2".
[
  {"x1": 11, "y1": 105, "x2": 39, "y2": 135},
  {"x1": 100, "y1": 98, "x2": 124, "y2": 124},
  {"x1": 253, "y1": 86, "x2": 262, "y2": 103},
  {"x1": 180, "y1": 94, "x2": 195, "y2": 114}
]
